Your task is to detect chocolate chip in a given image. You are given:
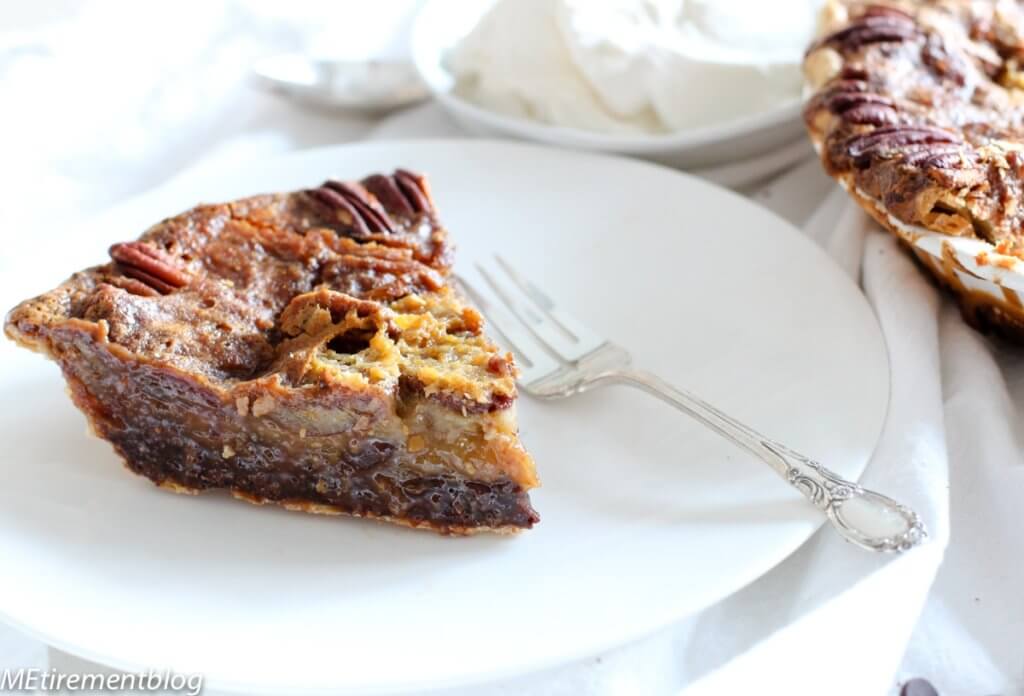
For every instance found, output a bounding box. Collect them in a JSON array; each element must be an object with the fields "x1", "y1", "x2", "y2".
[{"x1": 900, "y1": 678, "x2": 939, "y2": 696}]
